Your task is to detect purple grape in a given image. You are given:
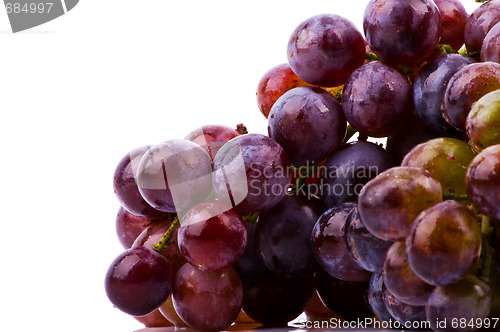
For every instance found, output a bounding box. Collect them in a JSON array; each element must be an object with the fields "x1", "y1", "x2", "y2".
[
  {"x1": 345, "y1": 207, "x2": 392, "y2": 274},
  {"x1": 383, "y1": 286, "x2": 427, "y2": 326},
  {"x1": 178, "y1": 201, "x2": 247, "y2": 272},
  {"x1": 466, "y1": 145, "x2": 500, "y2": 219},
  {"x1": 184, "y1": 124, "x2": 240, "y2": 160},
  {"x1": 113, "y1": 146, "x2": 164, "y2": 218},
  {"x1": 315, "y1": 268, "x2": 373, "y2": 321},
  {"x1": 481, "y1": 22, "x2": 500, "y2": 63},
  {"x1": 426, "y1": 275, "x2": 491, "y2": 332},
  {"x1": 256, "y1": 194, "x2": 325, "y2": 276},
  {"x1": 287, "y1": 14, "x2": 365, "y2": 87},
  {"x1": 233, "y1": 222, "x2": 268, "y2": 290},
  {"x1": 467, "y1": 90, "x2": 500, "y2": 152},
  {"x1": 268, "y1": 86, "x2": 346, "y2": 166},
  {"x1": 242, "y1": 271, "x2": 315, "y2": 326},
  {"x1": 382, "y1": 241, "x2": 434, "y2": 306},
  {"x1": 311, "y1": 202, "x2": 372, "y2": 281},
  {"x1": 363, "y1": 0, "x2": 442, "y2": 66},
  {"x1": 358, "y1": 166, "x2": 443, "y2": 242},
  {"x1": 434, "y1": 0, "x2": 467, "y2": 51},
  {"x1": 136, "y1": 139, "x2": 213, "y2": 213},
  {"x1": 172, "y1": 263, "x2": 243, "y2": 331},
  {"x1": 115, "y1": 206, "x2": 149, "y2": 249},
  {"x1": 341, "y1": 61, "x2": 413, "y2": 137},
  {"x1": 464, "y1": 0, "x2": 500, "y2": 52},
  {"x1": 212, "y1": 134, "x2": 291, "y2": 213},
  {"x1": 104, "y1": 246, "x2": 175, "y2": 316},
  {"x1": 367, "y1": 274, "x2": 393, "y2": 322},
  {"x1": 323, "y1": 140, "x2": 396, "y2": 209},
  {"x1": 406, "y1": 200, "x2": 482, "y2": 286},
  {"x1": 413, "y1": 54, "x2": 475, "y2": 135},
  {"x1": 443, "y1": 62, "x2": 500, "y2": 131},
  {"x1": 132, "y1": 219, "x2": 187, "y2": 273}
]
